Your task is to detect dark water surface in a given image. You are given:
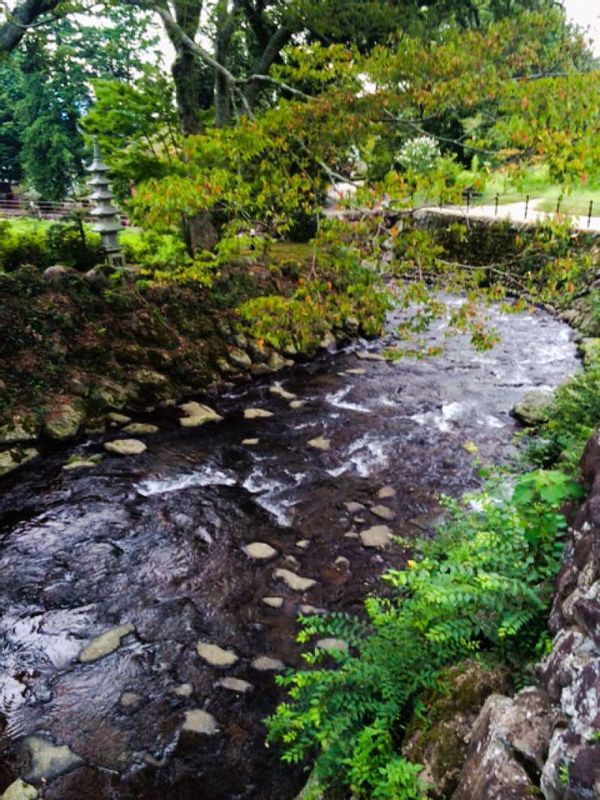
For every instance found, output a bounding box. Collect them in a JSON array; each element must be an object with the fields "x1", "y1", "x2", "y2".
[{"x1": 0, "y1": 303, "x2": 579, "y2": 799}]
